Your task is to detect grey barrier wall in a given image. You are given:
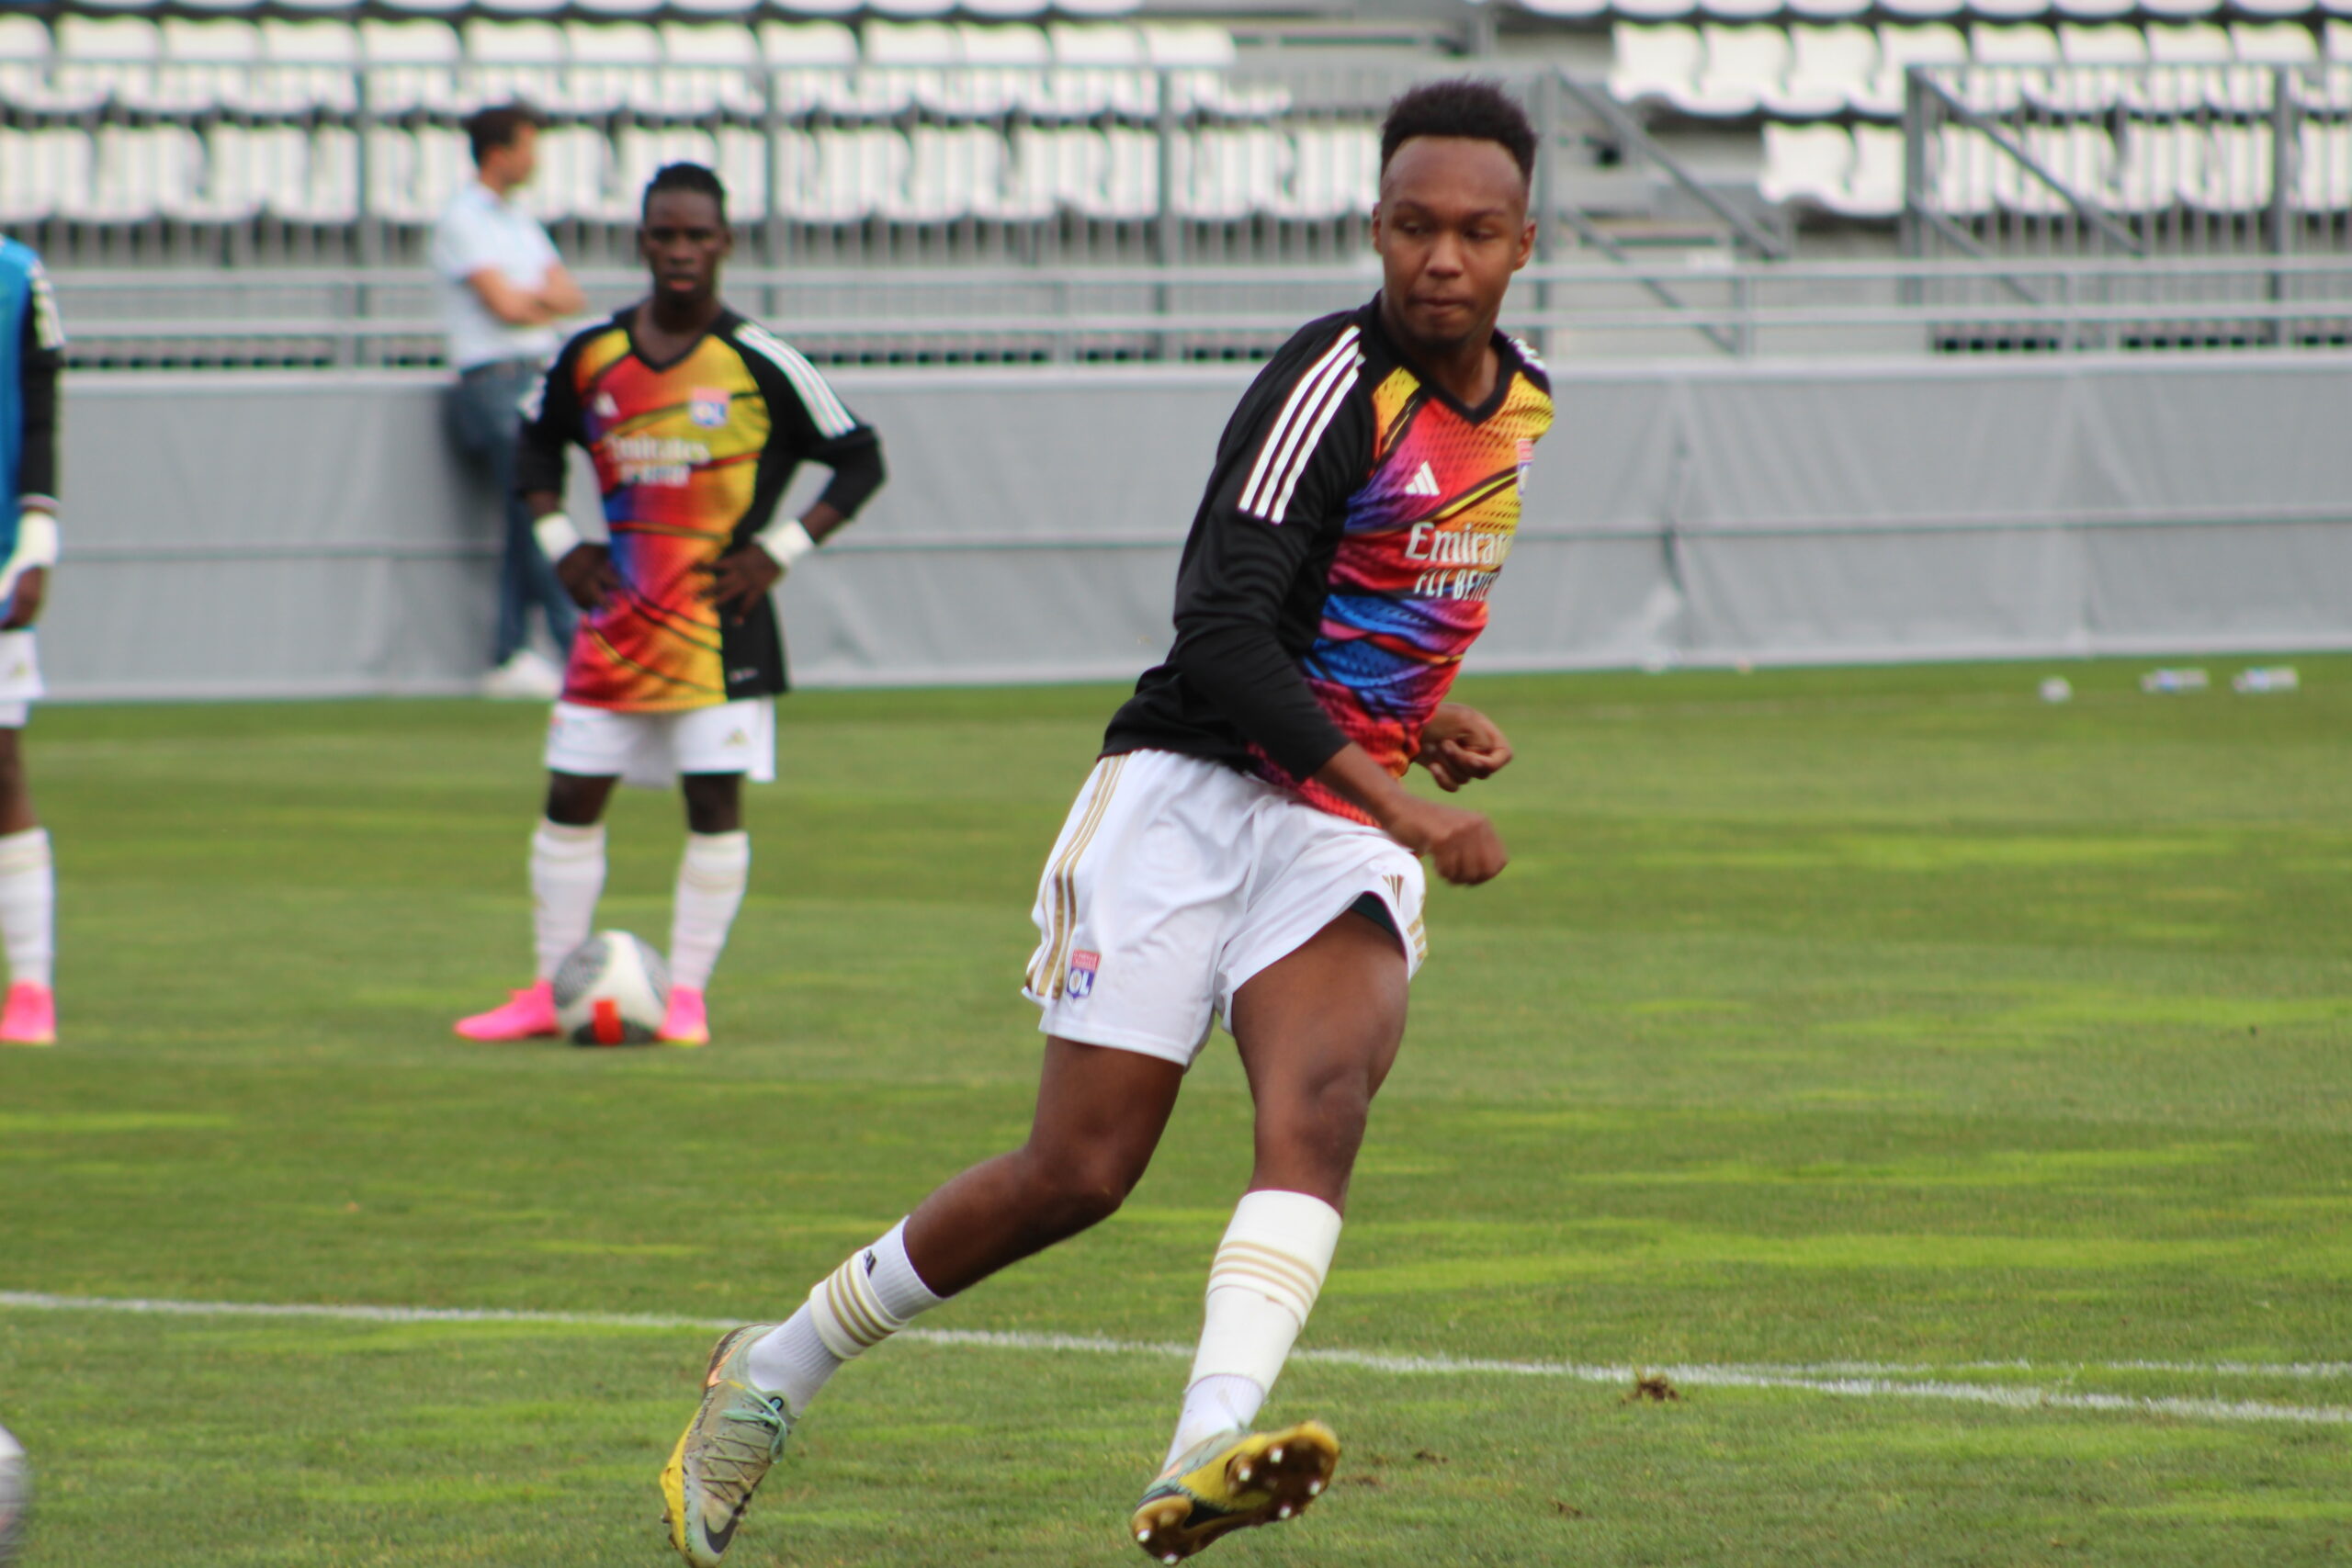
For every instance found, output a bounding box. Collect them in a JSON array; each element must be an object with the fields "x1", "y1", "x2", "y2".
[{"x1": 46, "y1": 351, "x2": 2352, "y2": 701}]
